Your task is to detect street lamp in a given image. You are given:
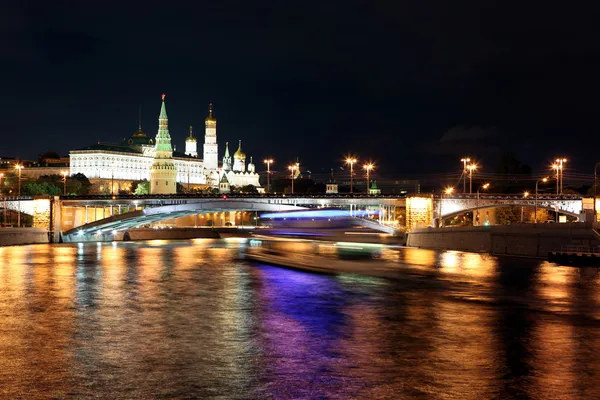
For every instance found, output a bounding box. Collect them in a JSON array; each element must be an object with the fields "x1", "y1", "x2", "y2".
[
  {"x1": 475, "y1": 183, "x2": 490, "y2": 226},
  {"x1": 461, "y1": 157, "x2": 471, "y2": 193},
  {"x1": 345, "y1": 157, "x2": 357, "y2": 194},
  {"x1": 263, "y1": 159, "x2": 274, "y2": 193},
  {"x1": 0, "y1": 173, "x2": 4, "y2": 226},
  {"x1": 15, "y1": 164, "x2": 23, "y2": 227},
  {"x1": 535, "y1": 177, "x2": 549, "y2": 223},
  {"x1": 61, "y1": 170, "x2": 68, "y2": 195},
  {"x1": 439, "y1": 186, "x2": 454, "y2": 227},
  {"x1": 594, "y1": 162, "x2": 600, "y2": 224},
  {"x1": 288, "y1": 163, "x2": 298, "y2": 194},
  {"x1": 555, "y1": 158, "x2": 567, "y2": 194},
  {"x1": 467, "y1": 163, "x2": 477, "y2": 194},
  {"x1": 363, "y1": 163, "x2": 374, "y2": 194},
  {"x1": 521, "y1": 191, "x2": 530, "y2": 223}
]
